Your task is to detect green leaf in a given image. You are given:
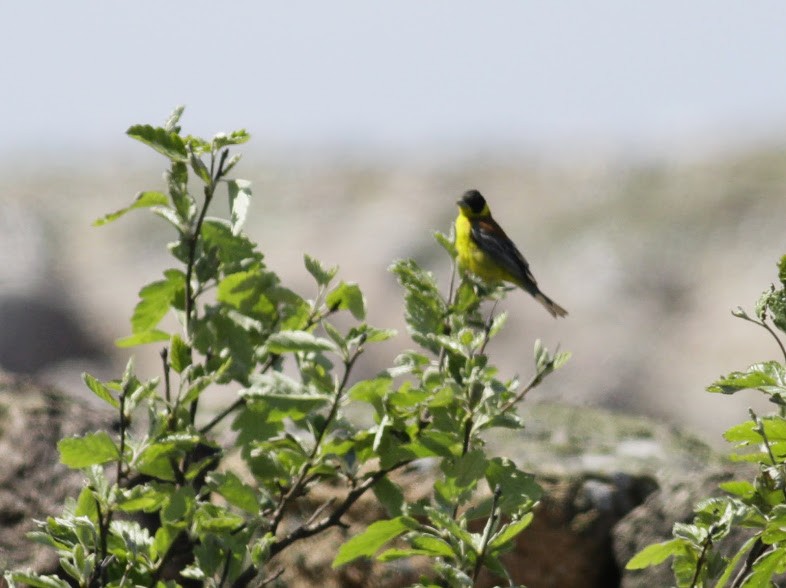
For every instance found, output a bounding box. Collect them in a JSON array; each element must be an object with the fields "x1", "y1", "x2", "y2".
[
  {"x1": 227, "y1": 179, "x2": 252, "y2": 235},
  {"x1": 304, "y1": 254, "x2": 338, "y2": 286},
  {"x1": 93, "y1": 191, "x2": 170, "y2": 226},
  {"x1": 208, "y1": 472, "x2": 258, "y2": 514},
  {"x1": 719, "y1": 480, "x2": 756, "y2": 499},
  {"x1": 779, "y1": 255, "x2": 786, "y2": 286},
  {"x1": 488, "y1": 513, "x2": 533, "y2": 550},
  {"x1": 372, "y1": 477, "x2": 405, "y2": 518},
  {"x1": 58, "y1": 432, "x2": 118, "y2": 468},
  {"x1": 265, "y1": 330, "x2": 337, "y2": 354},
  {"x1": 213, "y1": 129, "x2": 251, "y2": 149},
  {"x1": 169, "y1": 334, "x2": 192, "y2": 374},
  {"x1": 189, "y1": 148, "x2": 211, "y2": 183},
  {"x1": 201, "y1": 219, "x2": 263, "y2": 269},
  {"x1": 708, "y1": 361, "x2": 786, "y2": 395},
  {"x1": 433, "y1": 230, "x2": 457, "y2": 258},
  {"x1": 162, "y1": 487, "x2": 196, "y2": 526},
  {"x1": 626, "y1": 539, "x2": 684, "y2": 570},
  {"x1": 116, "y1": 329, "x2": 170, "y2": 348},
  {"x1": 326, "y1": 281, "x2": 366, "y2": 320},
  {"x1": 129, "y1": 269, "x2": 185, "y2": 334},
  {"x1": 332, "y1": 517, "x2": 417, "y2": 567},
  {"x1": 389, "y1": 259, "x2": 447, "y2": 350},
  {"x1": 5, "y1": 573, "x2": 71, "y2": 588},
  {"x1": 127, "y1": 124, "x2": 188, "y2": 161},
  {"x1": 82, "y1": 372, "x2": 119, "y2": 408},
  {"x1": 410, "y1": 534, "x2": 456, "y2": 558},
  {"x1": 163, "y1": 105, "x2": 185, "y2": 131},
  {"x1": 116, "y1": 485, "x2": 169, "y2": 513},
  {"x1": 217, "y1": 269, "x2": 278, "y2": 321},
  {"x1": 443, "y1": 450, "x2": 487, "y2": 490},
  {"x1": 485, "y1": 457, "x2": 542, "y2": 515}
]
